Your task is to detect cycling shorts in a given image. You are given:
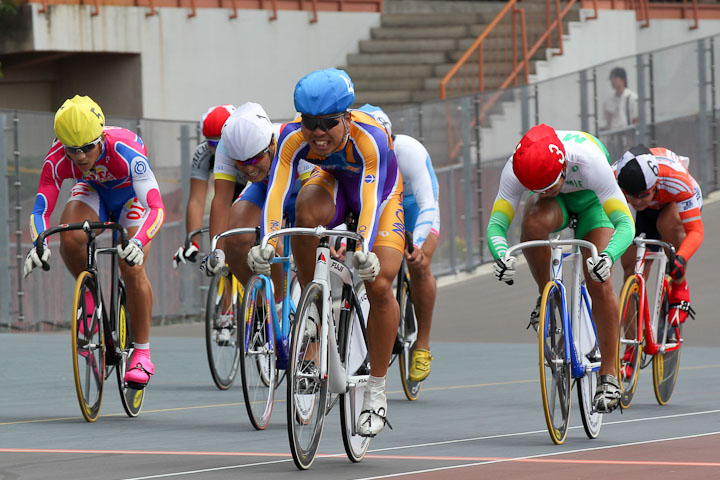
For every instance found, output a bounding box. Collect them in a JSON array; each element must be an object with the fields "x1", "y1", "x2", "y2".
[
  {"x1": 236, "y1": 181, "x2": 299, "y2": 226},
  {"x1": 551, "y1": 190, "x2": 614, "y2": 239},
  {"x1": 67, "y1": 181, "x2": 146, "y2": 231},
  {"x1": 305, "y1": 168, "x2": 405, "y2": 253}
]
